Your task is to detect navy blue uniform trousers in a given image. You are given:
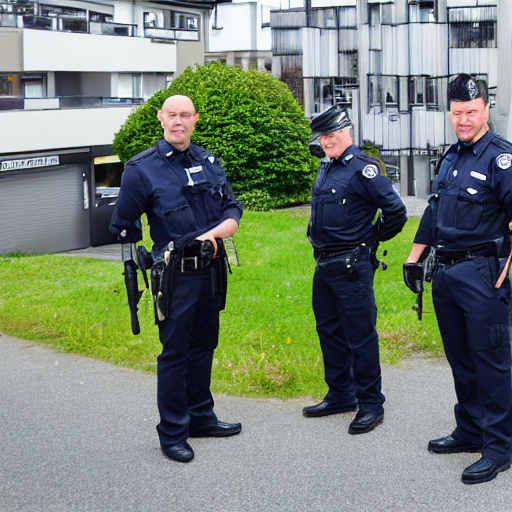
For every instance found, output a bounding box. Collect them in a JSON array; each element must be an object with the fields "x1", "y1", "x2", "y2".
[
  {"x1": 156, "y1": 268, "x2": 220, "y2": 449},
  {"x1": 312, "y1": 251, "x2": 385, "y2": 413},
  {"x1": 433, "y1": 255, "x2": 512, "y2": 462}
]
